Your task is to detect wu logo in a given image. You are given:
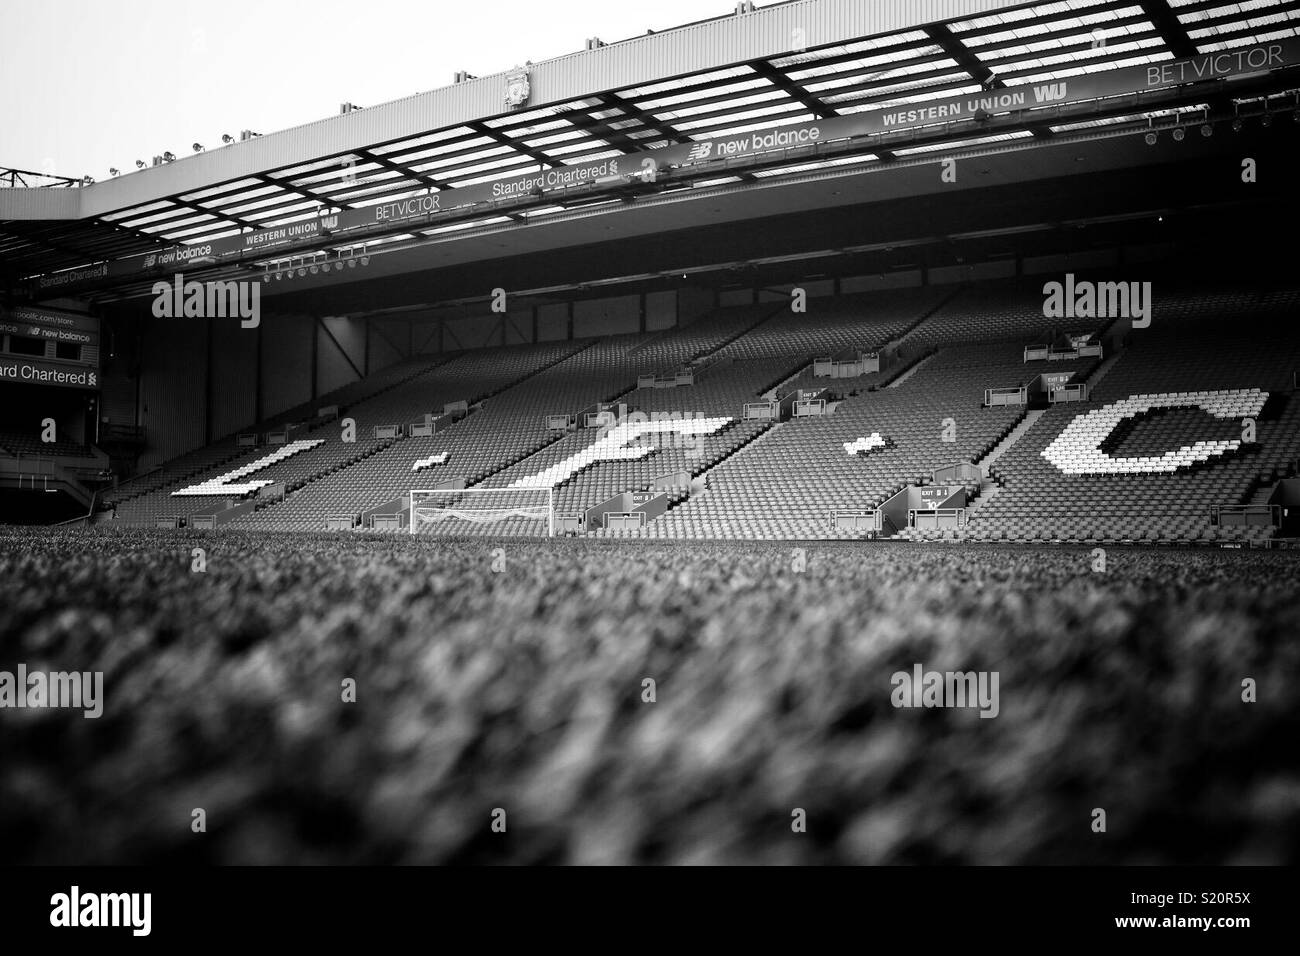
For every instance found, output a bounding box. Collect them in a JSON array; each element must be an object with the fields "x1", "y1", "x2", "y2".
[
  {"x1": 686, "y1": 142, "x2": 713, "y2": 162},
  {"x1": 319, "y1": 215, "x2": 338, "y2": 229},
  {"x1": 1032, "y1": 81, "x2": 1068, "y2": 103}
]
